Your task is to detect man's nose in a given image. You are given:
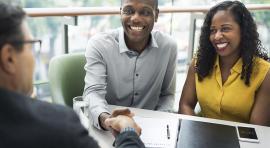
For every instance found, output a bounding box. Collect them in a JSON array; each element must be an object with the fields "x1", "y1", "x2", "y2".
[{"x1": 130, "y1": 12, "x2": 141, "y2": 22}]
